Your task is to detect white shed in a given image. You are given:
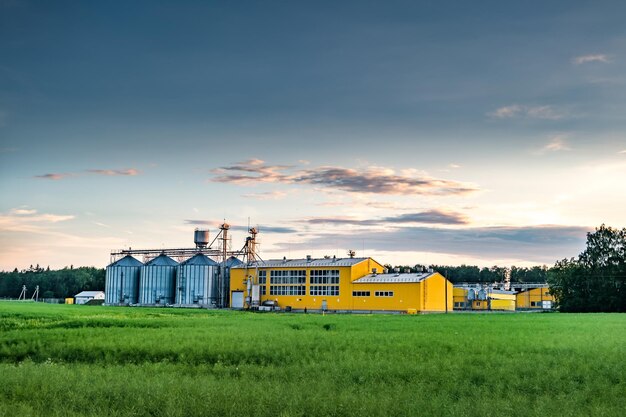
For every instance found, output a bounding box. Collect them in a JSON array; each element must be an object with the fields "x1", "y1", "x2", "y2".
[{"x1": 74, "y1": 291, "x2": 105, "y2": 305}]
